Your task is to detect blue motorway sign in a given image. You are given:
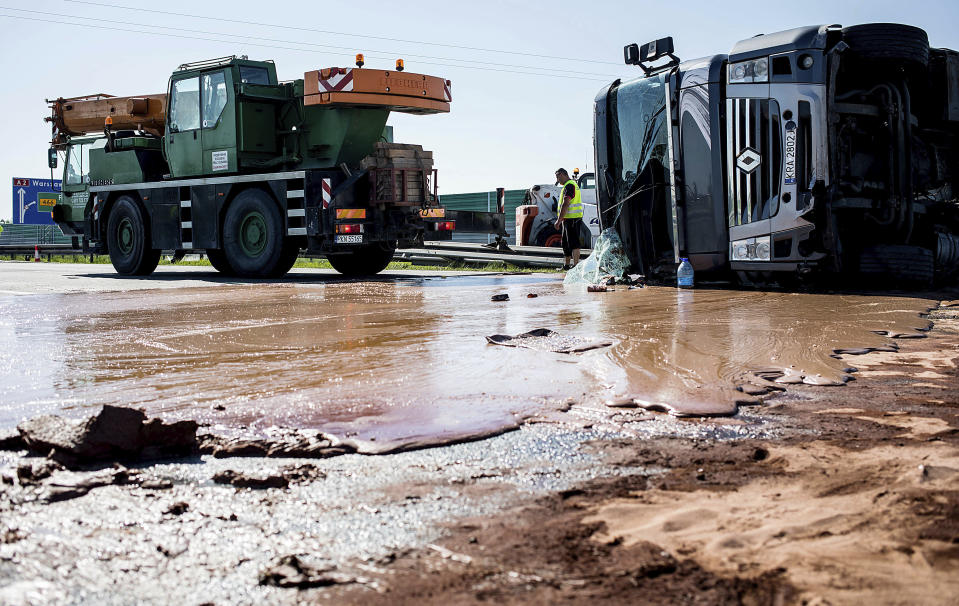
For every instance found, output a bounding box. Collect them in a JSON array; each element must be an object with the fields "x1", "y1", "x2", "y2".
[{"x1": 11, "y1": 177, "x2": 61, "y2": 225}]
